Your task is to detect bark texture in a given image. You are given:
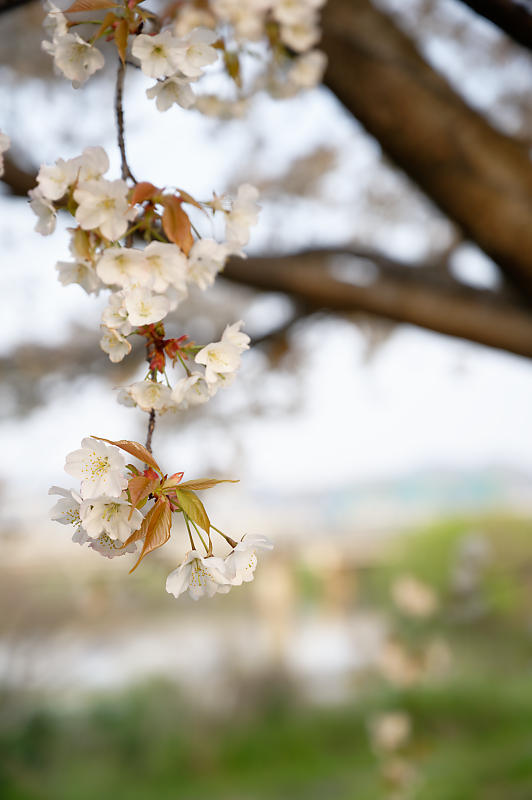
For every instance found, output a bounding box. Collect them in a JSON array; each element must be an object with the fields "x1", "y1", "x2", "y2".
[{"x1": 322, "y1": 0, "x2": 532, "y2": 299}]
